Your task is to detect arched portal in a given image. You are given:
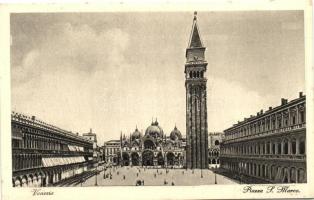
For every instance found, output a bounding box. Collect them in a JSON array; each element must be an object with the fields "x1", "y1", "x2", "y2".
[
  {"x1": 214, "y1": 140, "x2": 220, "y2": 145},
  {"x1": 290, "y1": 167, "x2": 296, "y2": 183},
  {"x1": 122, "y1": 152, "x2": 130, "y2": 166},
  {"x1": 142, "y1": 150, "x2": 154, "y2": 166},
  {"x1": 157, "y1": 152, "x2": 164, "y2": 166},
  {"x1": 298, "y1": 168, "x2": 306, "y2": 183},
  {"x1": 166, "y1": 152, "x2": 175, "y2": 166},
  {"x1": 131, "y1": 153, "x2": 139, "y2": 166},
  {"x1": 144, "y1": 139, "x2": 156, "y2": 150},
  {"x1": 282, "y1": 168, "x2": 289, "y2": 183},
  {"x1": 14, "y1": 177, "x2": 22, "y2": 187}
]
